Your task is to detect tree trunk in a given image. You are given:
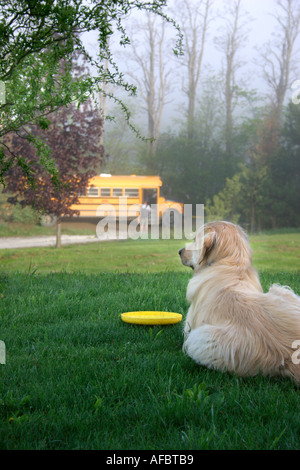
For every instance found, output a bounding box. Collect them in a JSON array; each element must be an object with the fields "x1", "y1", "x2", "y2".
[
  {"x1": 127, "y1": 14, "x2": 171, "y2": 162},
  {"x1": 261, "y1": 0, "x2": 300, "y2": 132},
  {"x1": 223, "y1": 0, "x2": 241, "y2": 166},
  {"x1": 56, "y1": 219, "x2": 62, "y2": 248},
  {"x1": 187, "y1": 84, "x2": 196, "y2": 140},
  {"x1": 180, "y1": 0, "x2": 211, "y2": 140}
]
